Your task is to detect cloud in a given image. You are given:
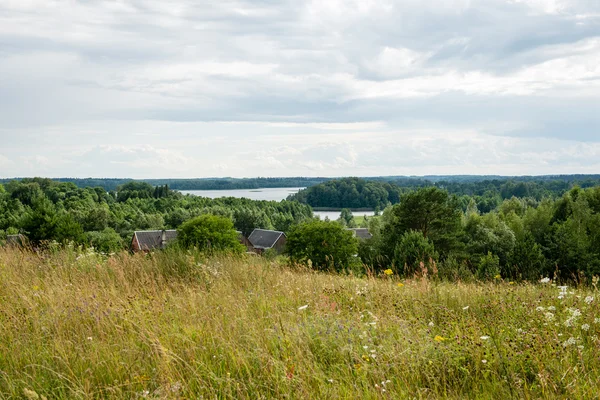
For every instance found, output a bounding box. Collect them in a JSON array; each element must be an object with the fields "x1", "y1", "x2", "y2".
[{"x1": 0, "y1": 0, "x2": 599, "y2": 177}]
